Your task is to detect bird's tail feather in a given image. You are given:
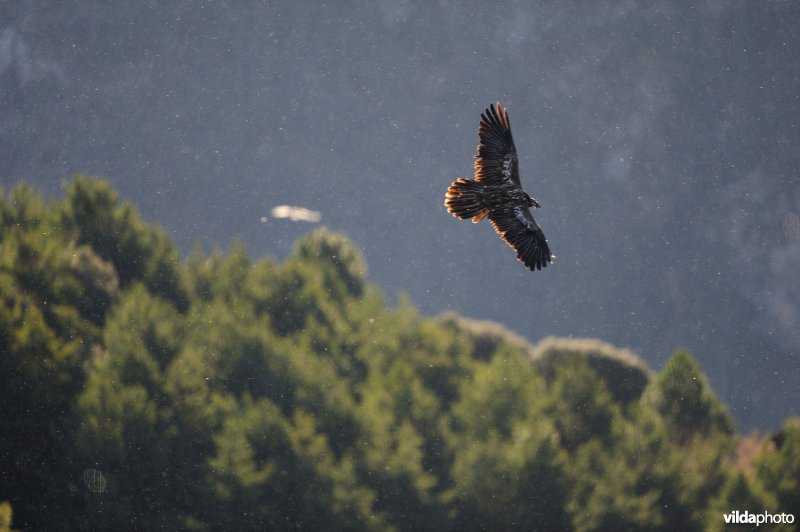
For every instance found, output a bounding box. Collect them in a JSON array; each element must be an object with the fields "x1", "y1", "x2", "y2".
[{"x1": 445, "y1": 178, "x2": 489, "y2": 223}]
